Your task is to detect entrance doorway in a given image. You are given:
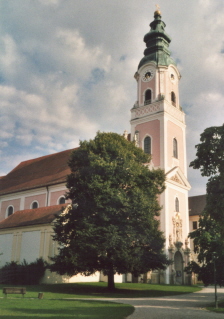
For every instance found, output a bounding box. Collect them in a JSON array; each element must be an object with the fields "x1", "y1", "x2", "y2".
[{"x1": 174, "y1": 251, "x2": 183, "y2": 285}]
